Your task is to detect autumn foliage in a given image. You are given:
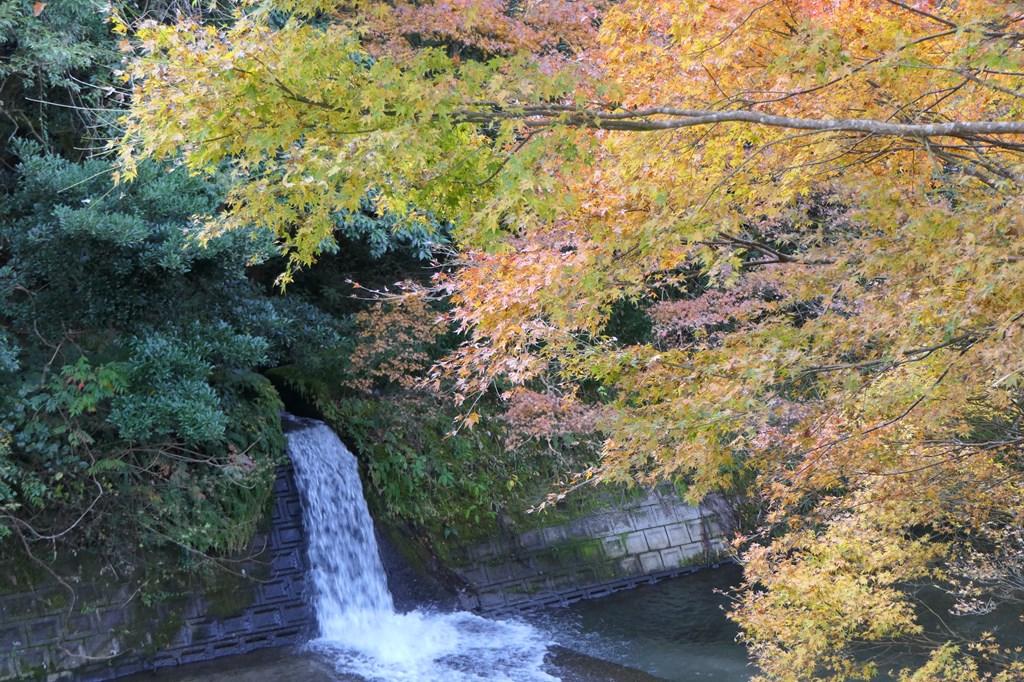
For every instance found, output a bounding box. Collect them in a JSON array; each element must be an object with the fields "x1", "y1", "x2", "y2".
[{"x1": 118, "y1": 0, "x2": 1024, "y2": 679}]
